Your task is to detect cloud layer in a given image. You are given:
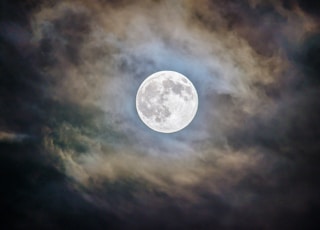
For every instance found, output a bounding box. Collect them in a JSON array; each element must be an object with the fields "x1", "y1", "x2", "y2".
[{"x1": 1, "y1": 0, "x2": 320, "y2": 229}]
